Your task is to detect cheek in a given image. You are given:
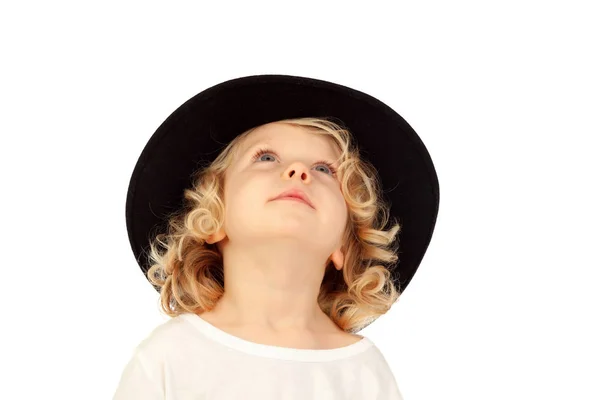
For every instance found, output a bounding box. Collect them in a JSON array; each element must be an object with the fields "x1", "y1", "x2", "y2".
[
  {"x1": 324, "y1": 190, "x2": 348, "y2": 222},
  {"x1": 337, "y1": 197, "x2": 349, "y2": 223},
  {"x1": 224, "y1": 176, "x2": 265, "y2": 213},
  {"x1": 333, "y1": 185, "x2": 347, "y2": 208}
]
